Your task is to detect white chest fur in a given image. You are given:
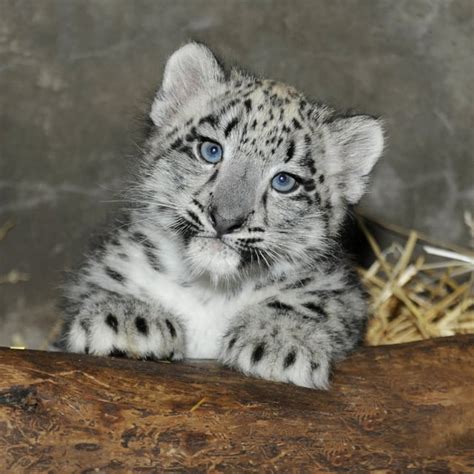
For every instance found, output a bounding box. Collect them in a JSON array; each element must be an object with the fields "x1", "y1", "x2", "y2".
[
  {"x1": 102, "y1": 234, "x2": 270, "y2": 358},
  {"x1": 149, "y1": 276, "x2": 258, "y2": 359}
]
